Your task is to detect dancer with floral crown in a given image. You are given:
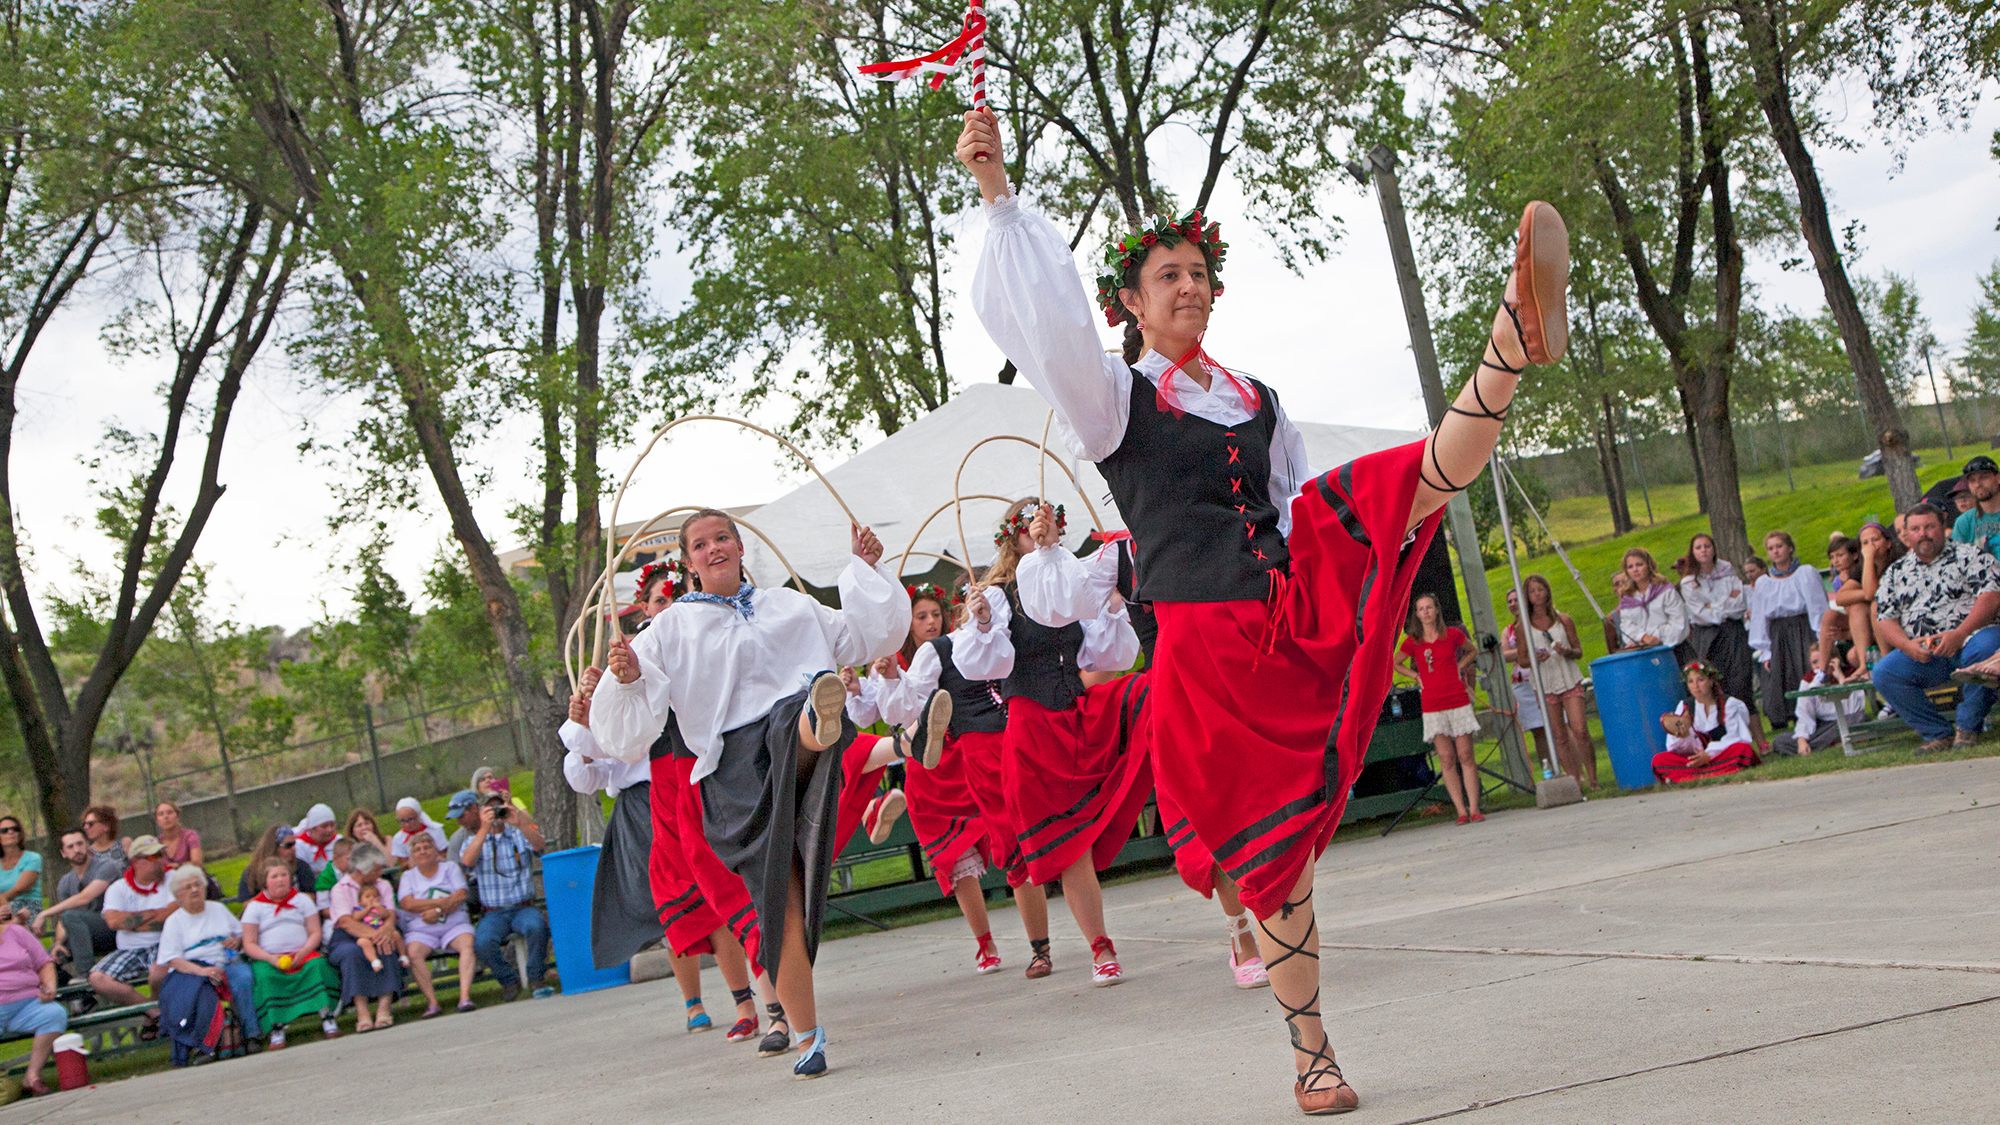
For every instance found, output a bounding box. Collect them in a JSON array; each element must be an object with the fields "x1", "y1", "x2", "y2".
[{"x1": 959, "y1": 105, "x2": 1568, "y2": 1113}]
